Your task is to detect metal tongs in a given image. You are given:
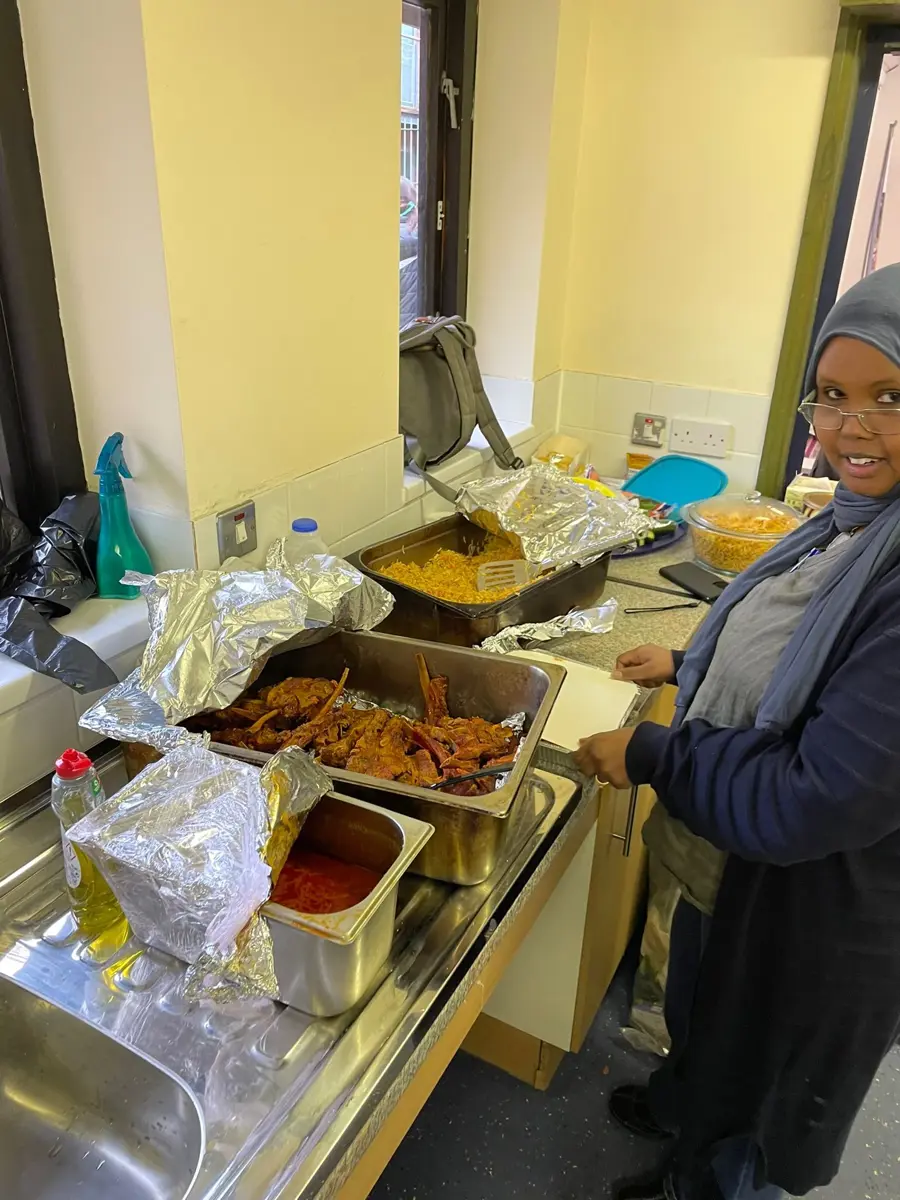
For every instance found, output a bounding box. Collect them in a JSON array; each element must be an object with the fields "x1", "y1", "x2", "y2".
[{"x1": 428, "y1": 762, "x2": 511, "y2": 790}]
